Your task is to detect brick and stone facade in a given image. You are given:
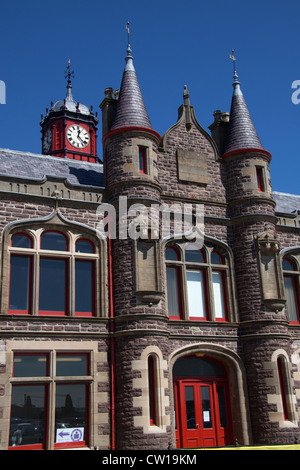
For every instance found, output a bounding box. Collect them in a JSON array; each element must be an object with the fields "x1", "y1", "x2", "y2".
[{"x1": 0, "y1": 44, "x2": 299, "y2": 450}]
